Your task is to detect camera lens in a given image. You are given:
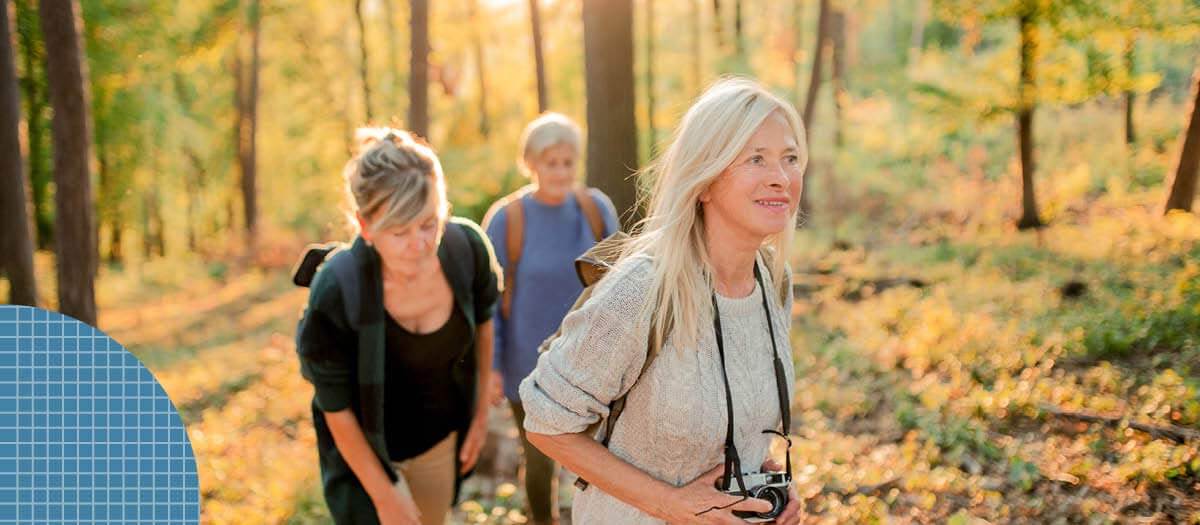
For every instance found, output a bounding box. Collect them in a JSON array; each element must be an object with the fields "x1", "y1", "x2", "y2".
[{"x1": 748, "y1": 485, "x2": 786, "y2": 519}]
